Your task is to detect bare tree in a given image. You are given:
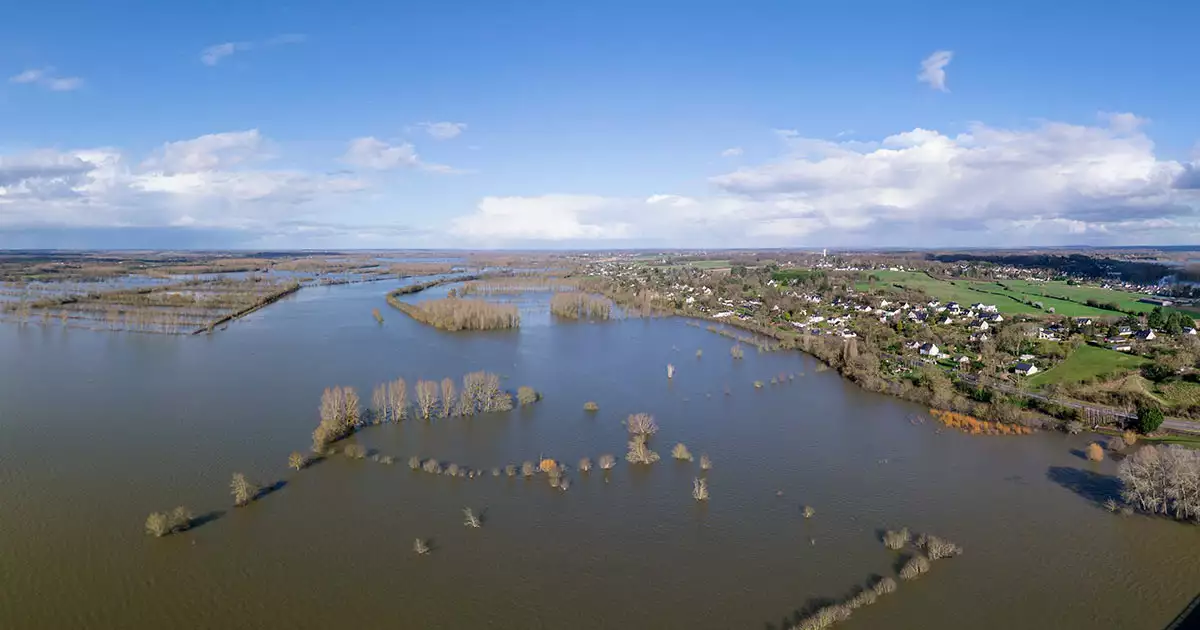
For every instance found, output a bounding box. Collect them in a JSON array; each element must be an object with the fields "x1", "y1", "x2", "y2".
[
  {"x1": 1119, "y1": 445, "x2": 1200, "y2": 521},
  {"x1": 288, "y1": 451, "x2": 306, "y2": 471},
  {"x1": 416, "y1": 379, "x2": 439, "y2": 420},
  {"x1": 230, "y1": 473, "x2": 259, "y2": 507},
  {"x1": 440, "y1": 377, "x2": 457, "y2": 418},
  {"x1": 626, "y1": 413, "x2": 659, "y2": 436}
]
